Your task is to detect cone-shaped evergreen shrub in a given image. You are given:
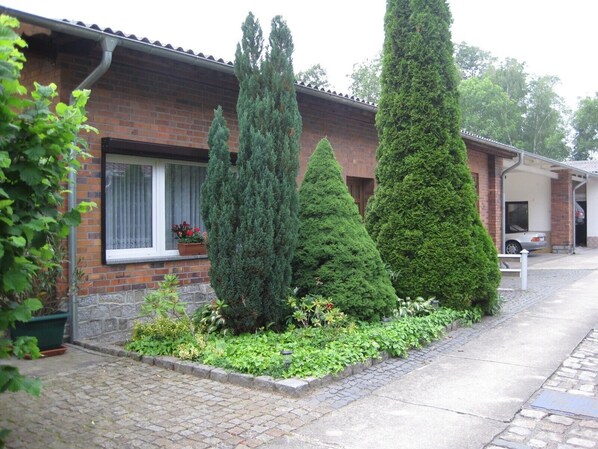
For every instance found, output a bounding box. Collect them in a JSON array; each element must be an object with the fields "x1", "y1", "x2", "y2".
[
  {"x1": 365, "y1": 0, "x2": 500, "y2": 313},
  {"x1": 293, "y1": 138, "x2": 396, "y2": 322}
]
